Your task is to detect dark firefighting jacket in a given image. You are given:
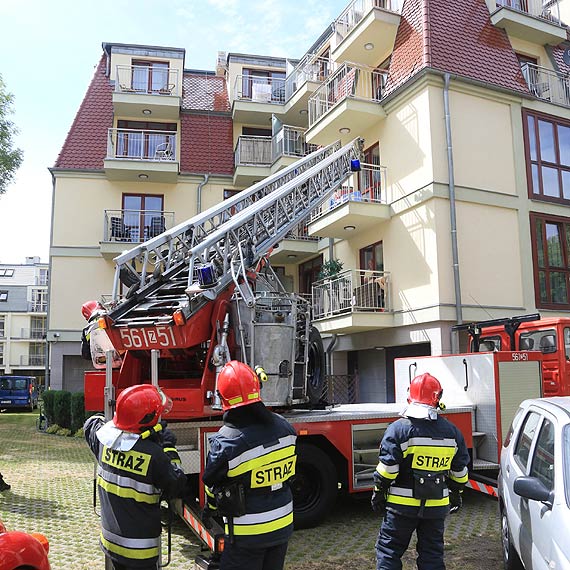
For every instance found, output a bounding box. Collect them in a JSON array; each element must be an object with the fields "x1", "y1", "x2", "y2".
[
  {"x1": 202, "y1": 402, "x2": 297, "y2": 548},
  {"x1": 374, "y1": 415, "x2": 470, "y2": 519},
  {"x1": 84, "y1": 416, "x2": 188, "y2": 568}
]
